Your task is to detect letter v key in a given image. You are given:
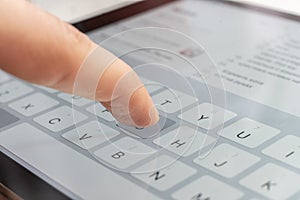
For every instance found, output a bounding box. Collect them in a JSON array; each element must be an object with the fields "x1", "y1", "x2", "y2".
[{"x1": 79, "y1": 133, "x2": 92, "y2": 141}]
